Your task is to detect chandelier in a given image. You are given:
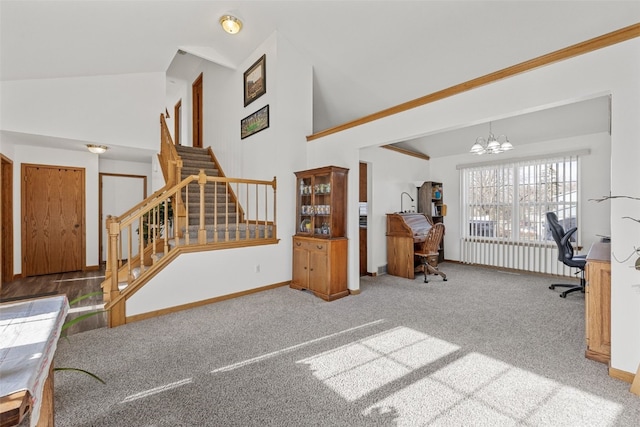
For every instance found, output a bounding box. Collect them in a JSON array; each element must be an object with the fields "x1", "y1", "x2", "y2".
[{"x1": 469, "y1": 122, "x2": 514, "y2": 155}]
